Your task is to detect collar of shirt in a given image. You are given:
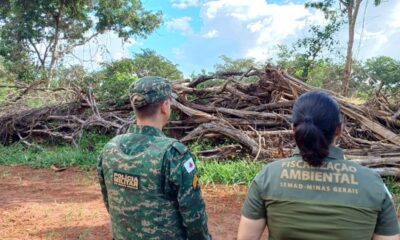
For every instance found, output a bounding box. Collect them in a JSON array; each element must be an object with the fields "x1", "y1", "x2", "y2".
[
  {"x1": 293, "y1": 145, "x2": 344, "y2": 161},
  {"x1": 127, "y1": 124, "x2": 165, "y2": 137}
]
